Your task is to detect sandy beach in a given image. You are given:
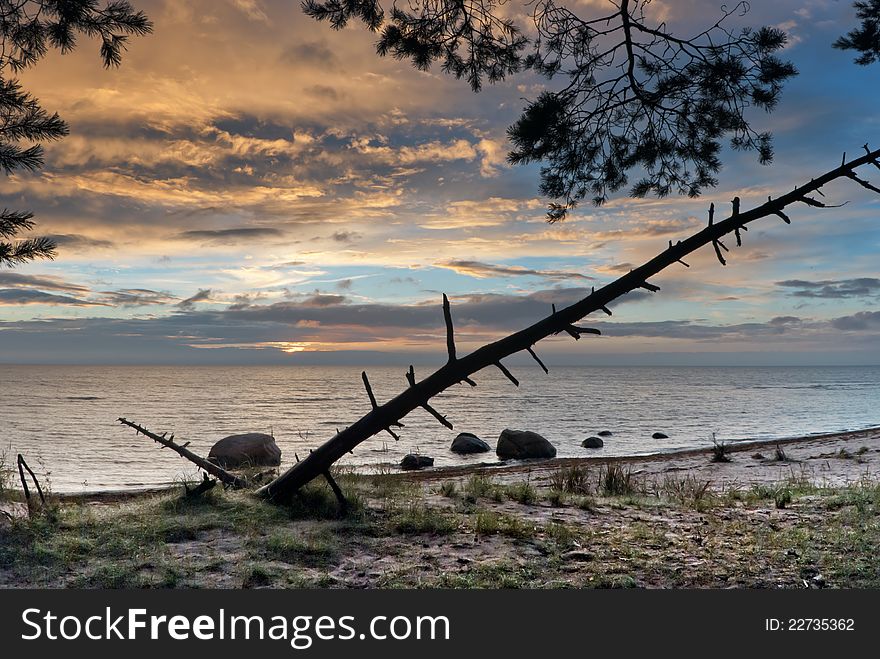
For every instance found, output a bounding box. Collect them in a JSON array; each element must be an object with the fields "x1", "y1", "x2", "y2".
[{"x1": 2, "y1": 426, "x2": 880, "y2": 589}]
